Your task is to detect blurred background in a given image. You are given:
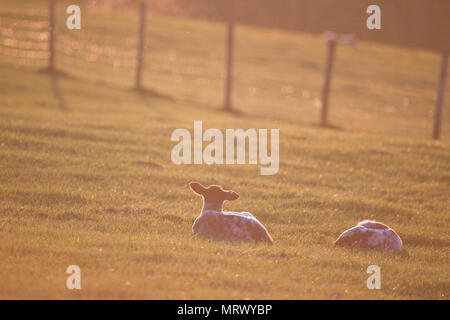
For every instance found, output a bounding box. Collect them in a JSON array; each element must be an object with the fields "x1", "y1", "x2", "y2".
[{"x1": 1, "y1": 0, "x2": 449, "y2": 138}]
